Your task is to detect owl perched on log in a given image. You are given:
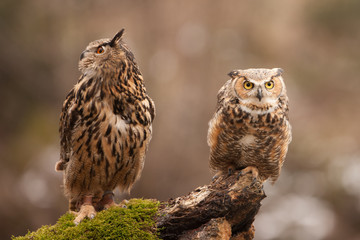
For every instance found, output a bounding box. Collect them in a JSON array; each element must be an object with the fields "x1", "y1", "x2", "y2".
[
  {"x1": 207, "y1": 68, "x2": 291, "y2": 183},
  {"x1": 55, "y1": 29, "x2": 155, "y2": 224}
]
